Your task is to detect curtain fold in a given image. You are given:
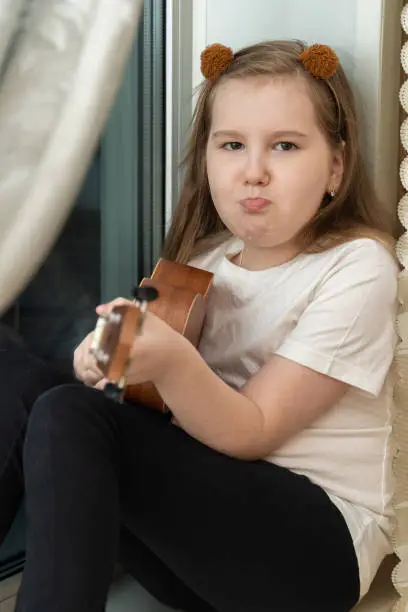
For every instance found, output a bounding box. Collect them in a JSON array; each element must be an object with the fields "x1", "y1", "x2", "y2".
[{"x1": 0, "y1": 0, "x2": 143, "y2": 316}]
